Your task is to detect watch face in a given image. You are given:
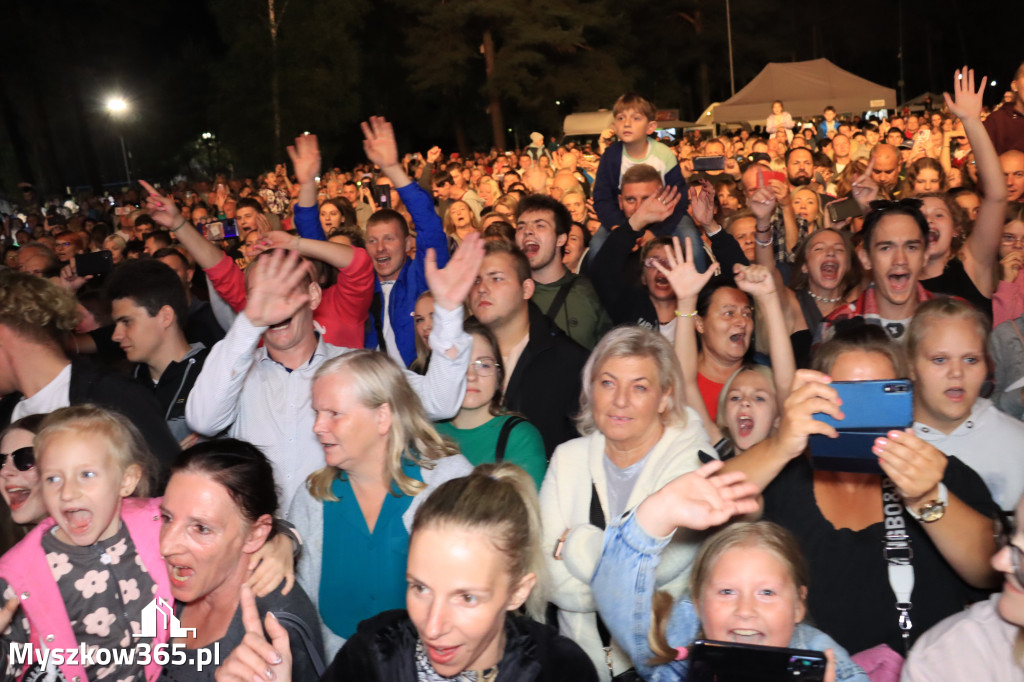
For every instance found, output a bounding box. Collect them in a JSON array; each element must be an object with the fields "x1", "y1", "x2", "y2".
[{"x1": 920, "y1": 501, "x2": 947, "y2": 523}]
